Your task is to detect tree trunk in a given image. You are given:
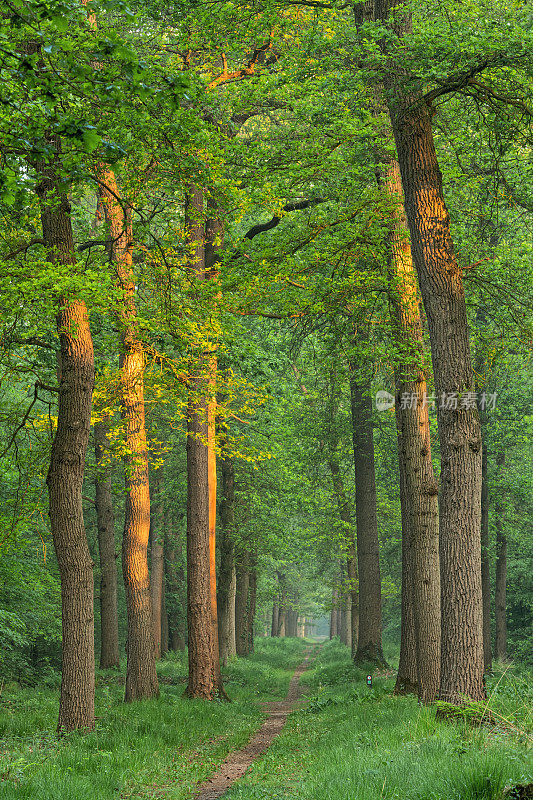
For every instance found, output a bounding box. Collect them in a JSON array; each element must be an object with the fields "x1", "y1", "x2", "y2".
[
  {"x1": 247, "y1": 560, "x2": 257, "y2": 652},
  {"x1": 218, "y1": 449, "x2": 237, "y2": 665},
  {"x1": 34, "y1": 139, "x2": 95, "y2": 732},
  {"x1": 330, "y1": 586, "x2": 339, "y2": 638},
  {"x1": 375, "y1": 0, "x2": 485, "y2": 702},
  {"x1": 235, "y1": 549, "x2": 251, "y2": 656},
  {"x1": 394, "y1": 462, "x2": 418, "y2": 695},
  {"x1": 347, "y1": 545, "x2": 359, "y2": 656},
  {"x1": 95, "y1": 418, "x2": 120, "y2": 669},
  {"x1": 481, "y1": 440, "x2": 492, "y2": 672},
  {"x1": 98, "y1": 169, "x2": 158, "y2": 702},
  {"x1": 271, "y1": 600, "x2": 279, "y2": 638},
  {"x1": 494, "y1": 452, "x2": 507, "y2": 660},
  {"x1": 386, "y1": 160, "x2": 440, "y2": 702},
  {"x1": 350, "y1": 373, "x2": 385, "y2": 665},
  {"x1": 286, "y1": 608, "x2": 299, "y2": 638},
  {"x1": 161, "y1": 581, "x2": 169, "y2": 657},
  {"x1": 166, "y1": 513, "x2": 187, "y2": 652},
  {"x1": 150, "y1": 477, "x2": 164, "y2": 661}
]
